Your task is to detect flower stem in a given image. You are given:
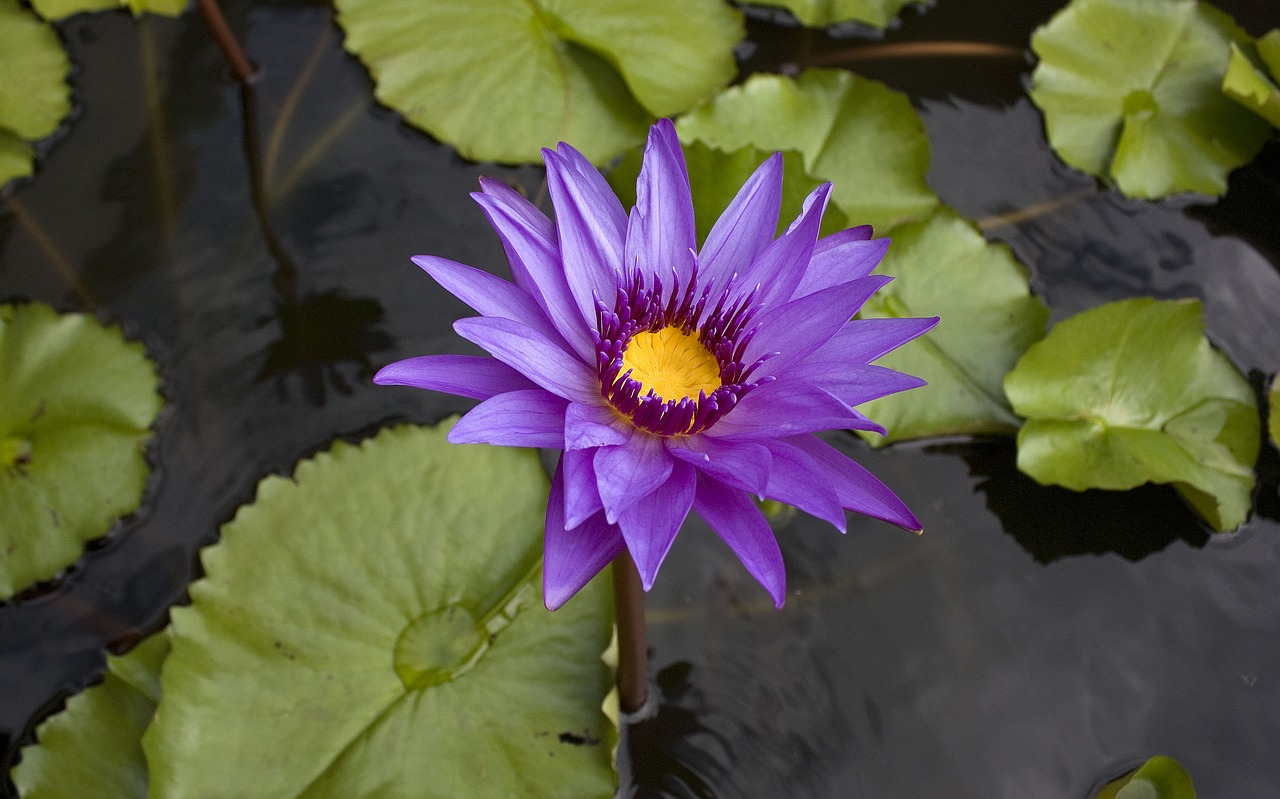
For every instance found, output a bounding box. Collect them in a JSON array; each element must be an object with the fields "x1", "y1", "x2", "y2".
[
  {"x1": 194, "y1": 0, "x2": 256, "y2": 84},
  {"x1": 612, "y1": 550, "x2": 648, "y2": 715}
]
